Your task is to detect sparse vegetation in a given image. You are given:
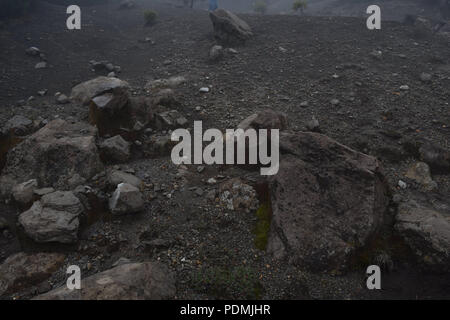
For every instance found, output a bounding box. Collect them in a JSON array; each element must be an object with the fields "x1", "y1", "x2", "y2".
[
  {"x1": 190, "y1": 265, "x2": 262, "y2": 299},
  {"x1": 253, "y1": 202, "x2": 272, "y2": 250},
  {"x1": 253, "y1": 0, "x2": 268, "y2": 15},
  {"x1": 143, "y1": 10, "x2": 158, "y2": 26},
  {"x1": 292, "y1": 0, "x2": 307, "y2": 14}
]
